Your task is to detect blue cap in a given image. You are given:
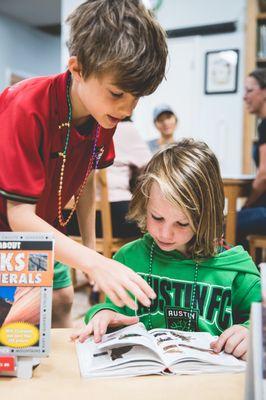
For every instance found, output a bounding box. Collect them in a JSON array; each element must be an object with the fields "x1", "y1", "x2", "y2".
[{"x1": 153, "y1": 104, "x2": 175, "y2": 122}]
